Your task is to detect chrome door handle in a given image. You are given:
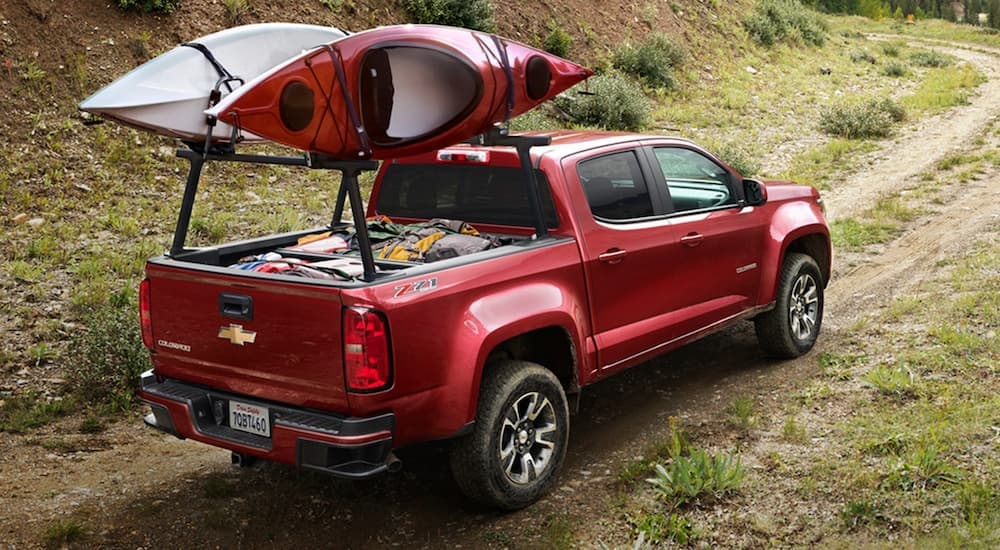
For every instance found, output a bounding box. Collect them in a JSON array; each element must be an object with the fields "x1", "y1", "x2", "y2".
[
  {"x1": 598, "y1": 249, "x2": 627, "y2": 264},
  {"x1": 680, "y1": 232, "x2": 704, "y2": 247}
]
